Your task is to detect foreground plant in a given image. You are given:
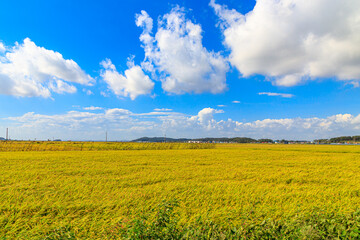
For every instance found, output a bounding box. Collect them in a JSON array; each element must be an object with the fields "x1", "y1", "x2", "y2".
[{"x1": 116, "y1": 200, "x2": 360, "y2": 240}]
